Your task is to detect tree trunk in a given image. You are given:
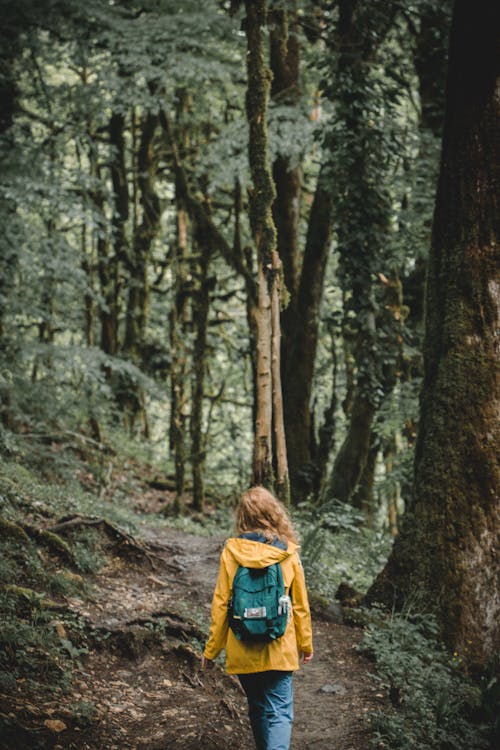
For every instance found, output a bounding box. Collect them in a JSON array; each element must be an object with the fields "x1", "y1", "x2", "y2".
[
  {"x1": 122, "y1": 111, "x2": 160, "y2": 434},
  {"x1": 367, "y1": 0, "x2": 500, "y2": 669},
  {"x1": 190, "y1": 242, "x2": 212, "y2": 513},
  {"x1": 329, "y1": 395, "x2": 376, "y2": 504},
  {"x1": 267, "y1": 0, "x2": 336, "y2": 506},
  {"x1": 352, "y1": 435, "x2": 379, "y2": 526},
  {"x1": 412, "y1": 1, "x2": 451, "y2": 137},
  {"x1": 283, "y1": 171, "x2": 332, "y2": 501},
  {"x1": 169, "y1": 90, "x2": 193, "y2": 514},
  {"x1": 94, "y1": 123, "x2": 119, "y2": 359},
  {"x1": 252, "y1": 262, "x2": 274, "y2": 488},
  {"x1": 0, "y1": 18, "x2": 20, "y2": 427},
  {"x1": 170, "y1": 197, "x2": 190, "y2": 514},
  {"x1": 125, "y1": 112, "x2": 159, "y2": 355},
  {"x1": 271, "y1": 251, "x2": 290, "y2": 505},
  {"x1": 269, "y1": 6, "x2": 301, "y2": 301},
  {"x1": 313, "y1": 323, "x2": 338, "y2": 497},
  {"x1": 244, "y1": 0, "x2": 289, "y2": 493},
  {"x1": 108, "y1": 111, "x2": 128, "y2": 353},
  {"x1": 325, "y1": 0, "x2": 400, "y2": 509},
  {"x1": 0, "y1": 18, "x2": 19, "y2": 344},
  {"x1": 245, "y1": 0, "x2": 281, "y2": 488}
]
